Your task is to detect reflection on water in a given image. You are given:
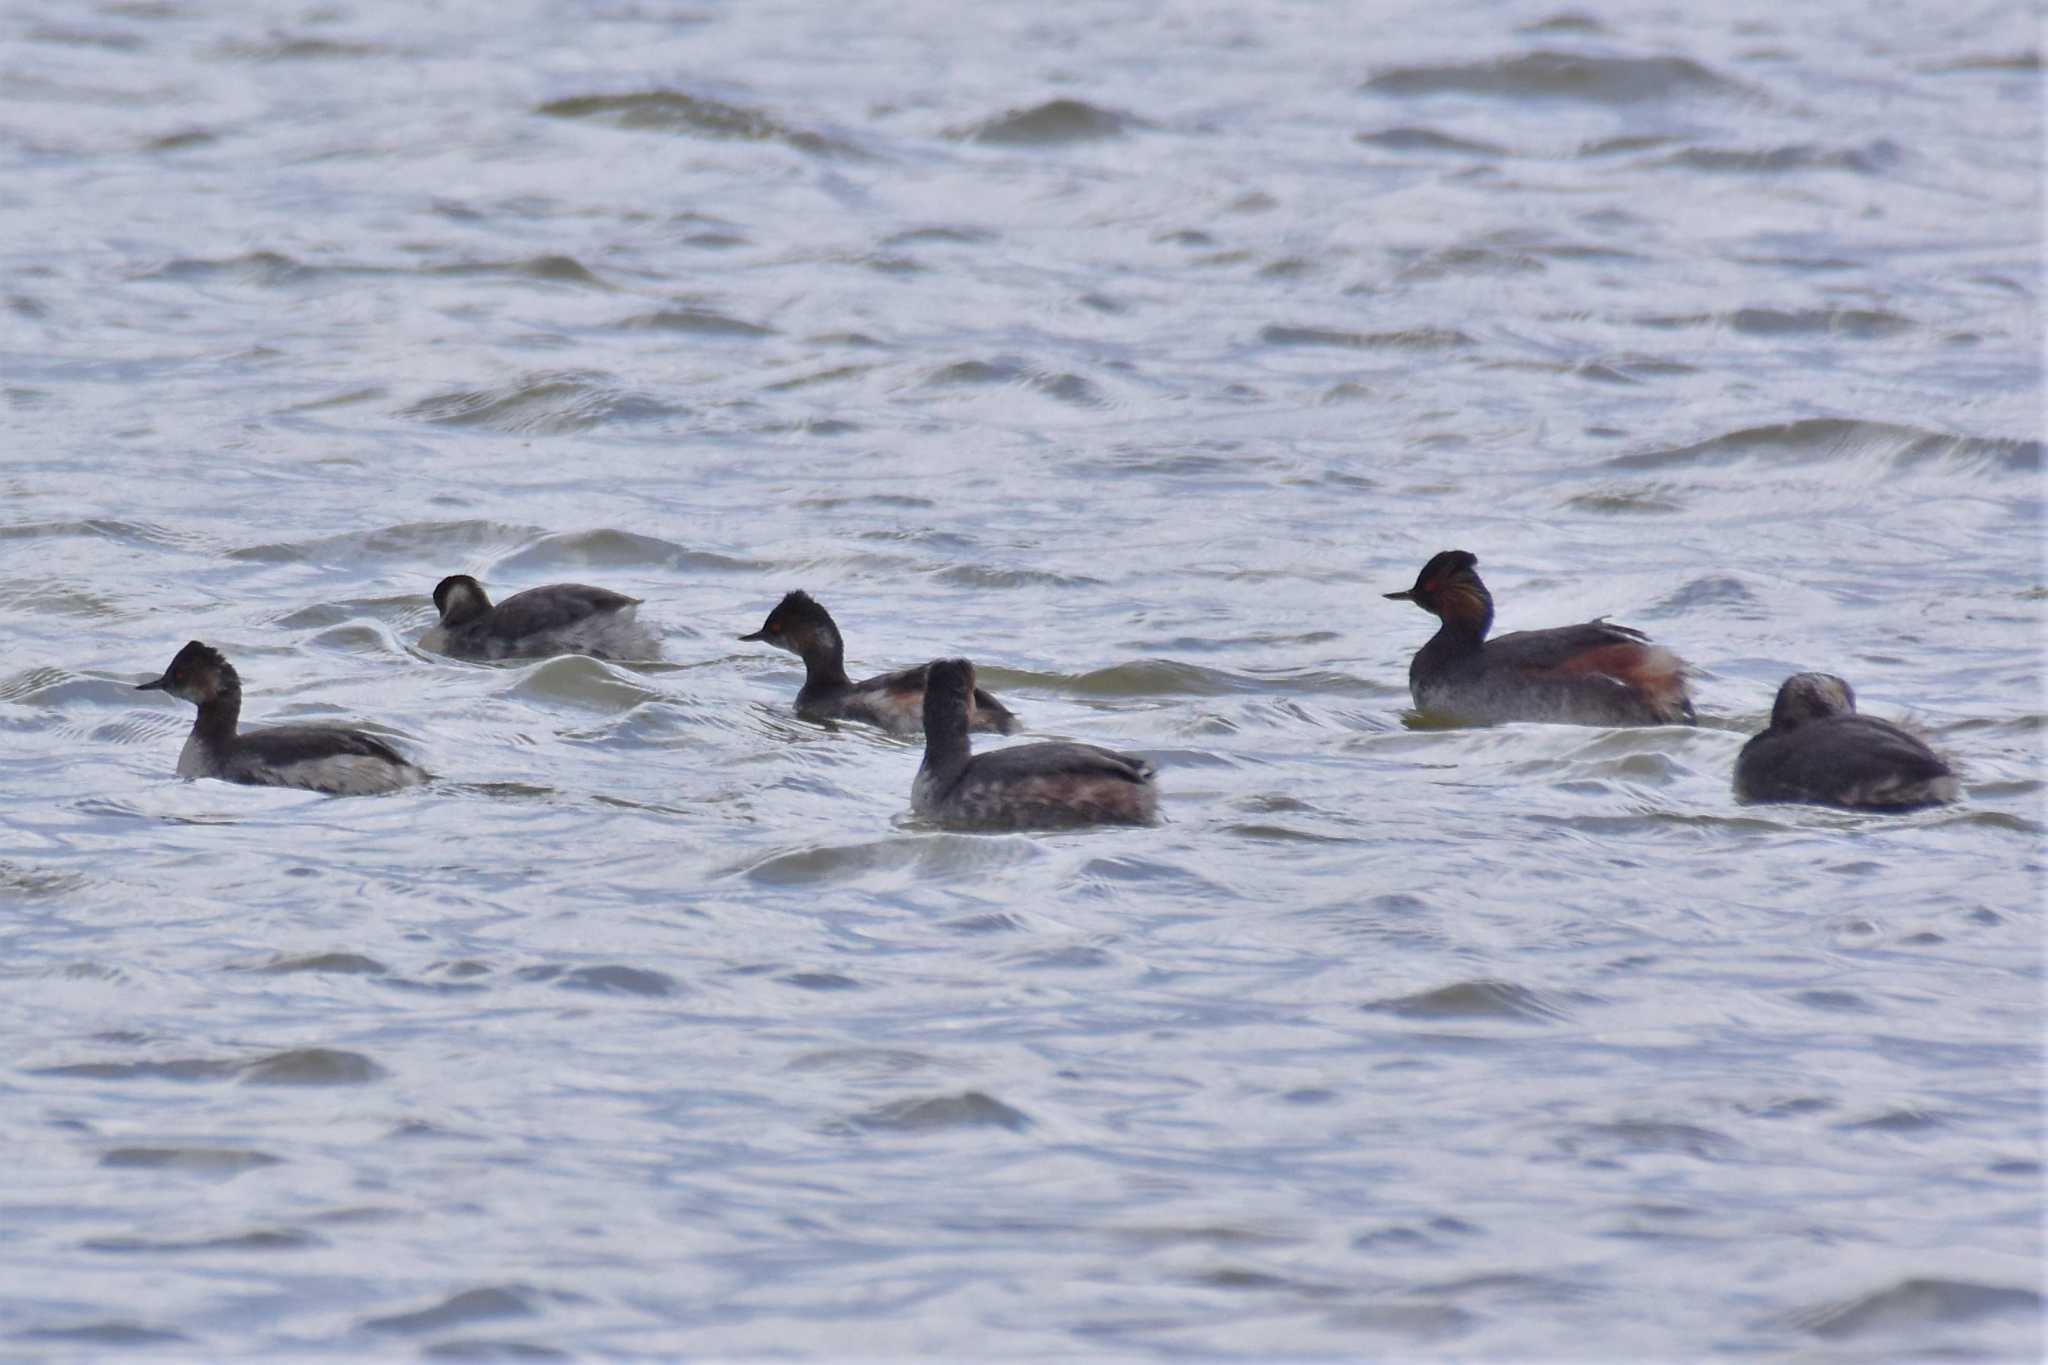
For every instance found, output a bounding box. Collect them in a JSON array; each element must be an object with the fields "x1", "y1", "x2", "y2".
[{"x1": 0, "y1": 0, "x2": 2040, "y2": 1357}]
